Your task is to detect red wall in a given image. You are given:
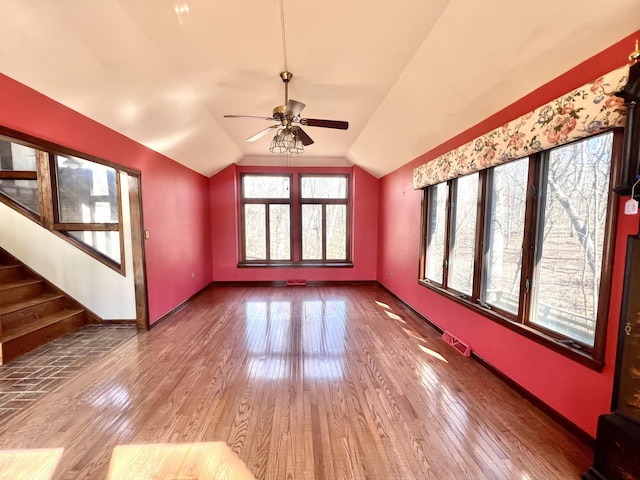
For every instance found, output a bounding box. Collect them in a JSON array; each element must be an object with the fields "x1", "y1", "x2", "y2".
[
  {"x1": 210, "y1": 164, "x2": 378, "y2": 281},
  {"x1": 2, "y1": 27, "x2": 638, "y2": 437},
  {"x1": 377, "y1": 31, "x2": 640, "y2": 437},
  {"x1": 0, "y1": 74, "x2": 213, "y2": 324}
]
